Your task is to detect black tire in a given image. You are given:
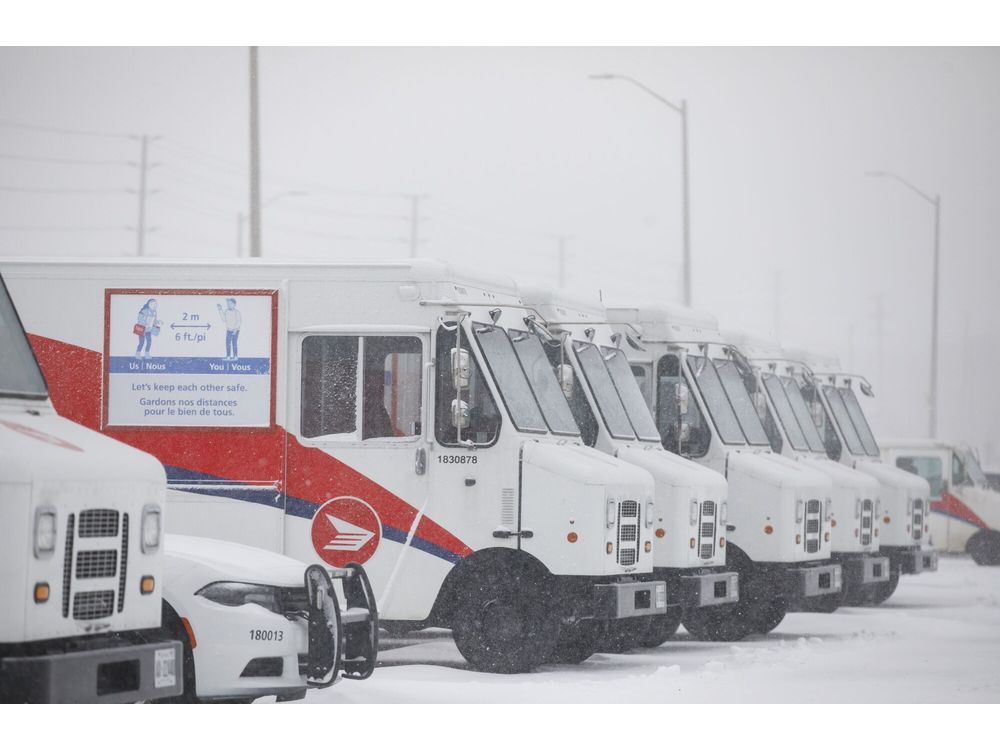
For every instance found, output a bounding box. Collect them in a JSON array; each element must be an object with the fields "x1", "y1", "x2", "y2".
[
  {"x1": 748, "y1": 598, "x2": 787, "y2": 633},
  {"x1": 548, "y1": 620, "x2": 604, "y2": 664},
  {"x1": 967, "y1": 531, "x2": 1000, "y2": 566},
  {"x1": 867, "y1": 562, "x2": 901, "y2": 605},
  {"x1": 682, "y1": 604, "x2": 752, "y2": 642},
  {"x1": 380, "y1": 621, "x2": 415, "y2": 638},
  {"x1": 451, "y1": 567, "x2": 560, "y2": 673},
  {"x1": 636, "y1": 609, "x2": 683, "y2": 648}
]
